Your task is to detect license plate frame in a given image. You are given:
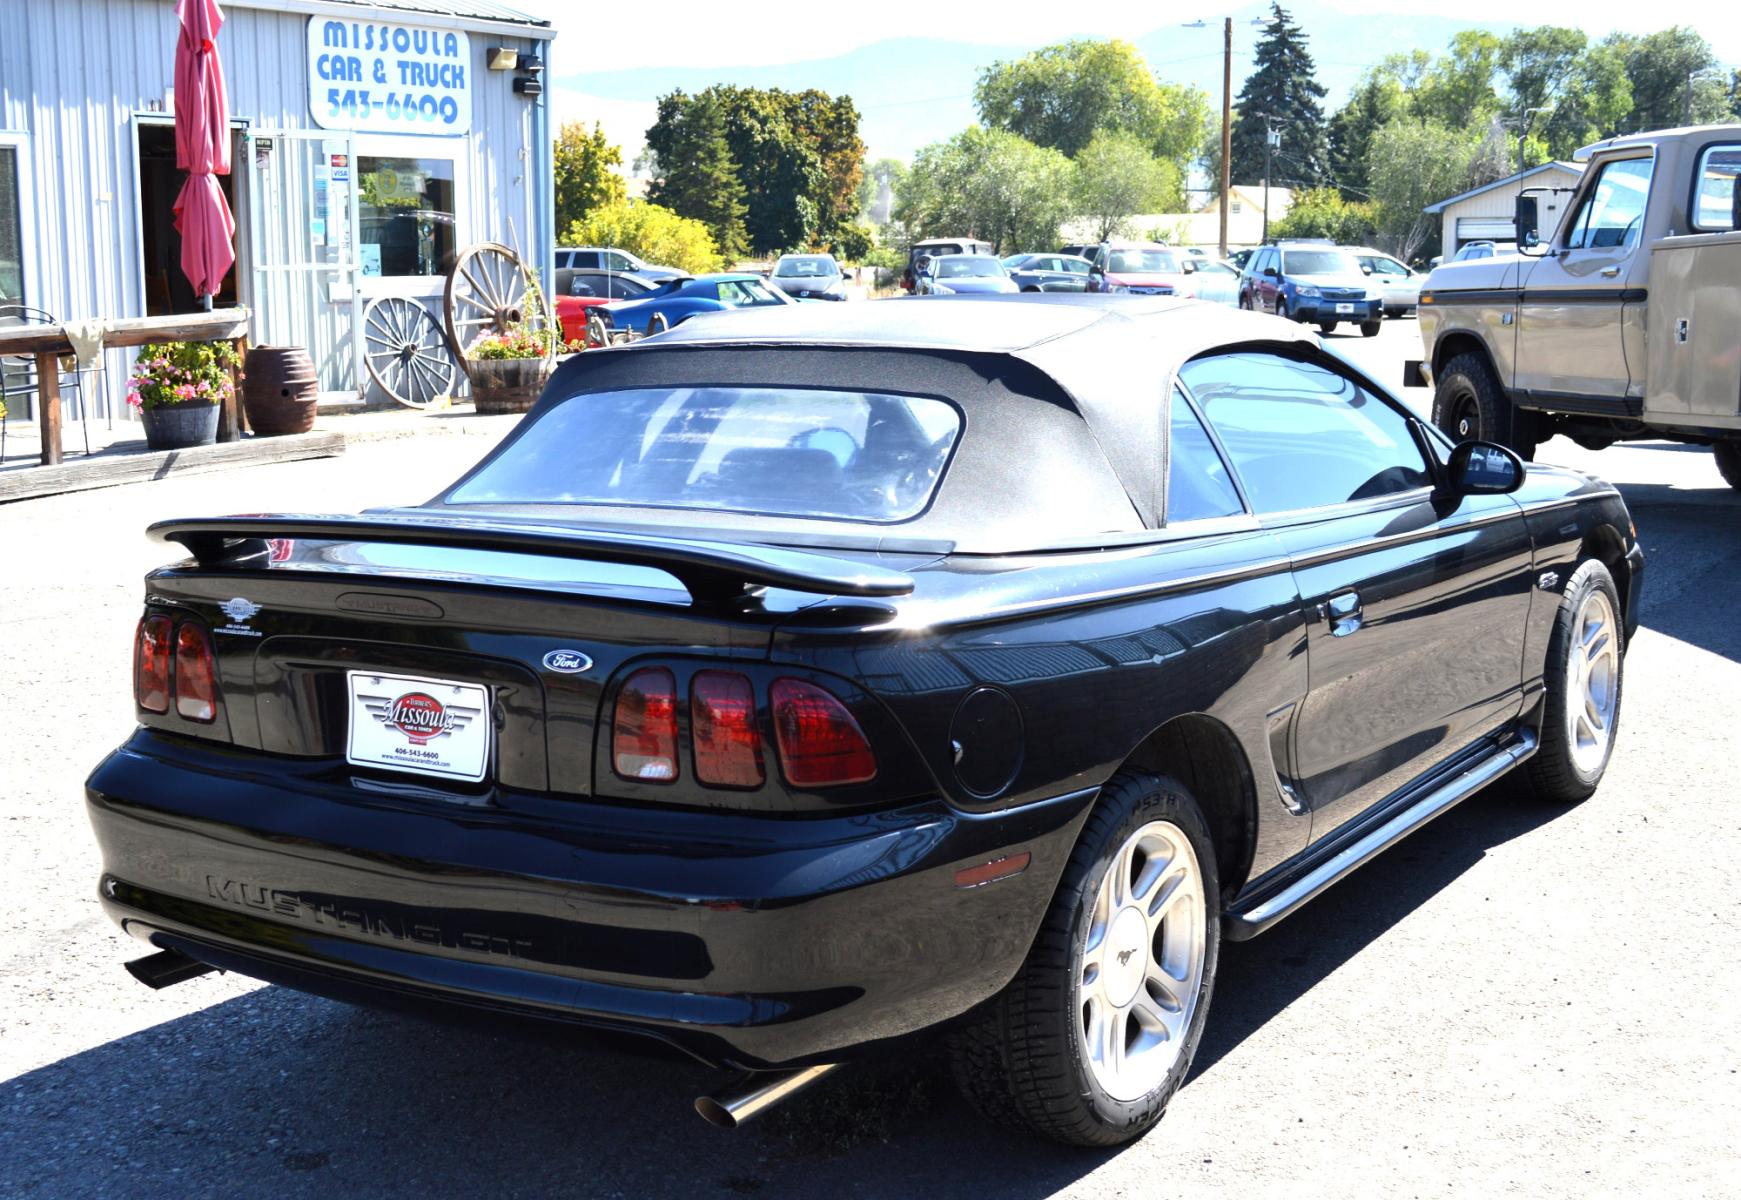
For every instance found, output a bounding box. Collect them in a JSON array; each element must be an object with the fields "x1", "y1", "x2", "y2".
[
  {"x1": 346, "y1": 671, "x2": 491, "y2": 783},
  {"x1": 1336, "y1": 302, "x2": 1355, "y2": 314}
]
